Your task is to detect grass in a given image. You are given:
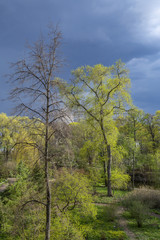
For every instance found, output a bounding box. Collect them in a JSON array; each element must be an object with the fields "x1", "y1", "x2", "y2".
[
  {"x1": 93, "y1": 185, "x2": 128, "y2": 204},
  {"x1": 80, "y1": 205, "x2": 128, "y2": 240},
  {"x1": 94, "y1": 186, "x2": 160, "y2": 239},
  {"x1": 0, "y1": 178, "x2": 7, "y2": 186},
  {"x1": 123, "y1": 211, "x2": 160, "y2": 240},
  {"x1": 79, "y1": 185, "x2": 128, "y2": 239},
  {"x1": 152, "y1": 208, "x2": 160, "y2": 215},
  {"x1": 122, "y1": 187, "x2": 160, "y2": 240}
]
